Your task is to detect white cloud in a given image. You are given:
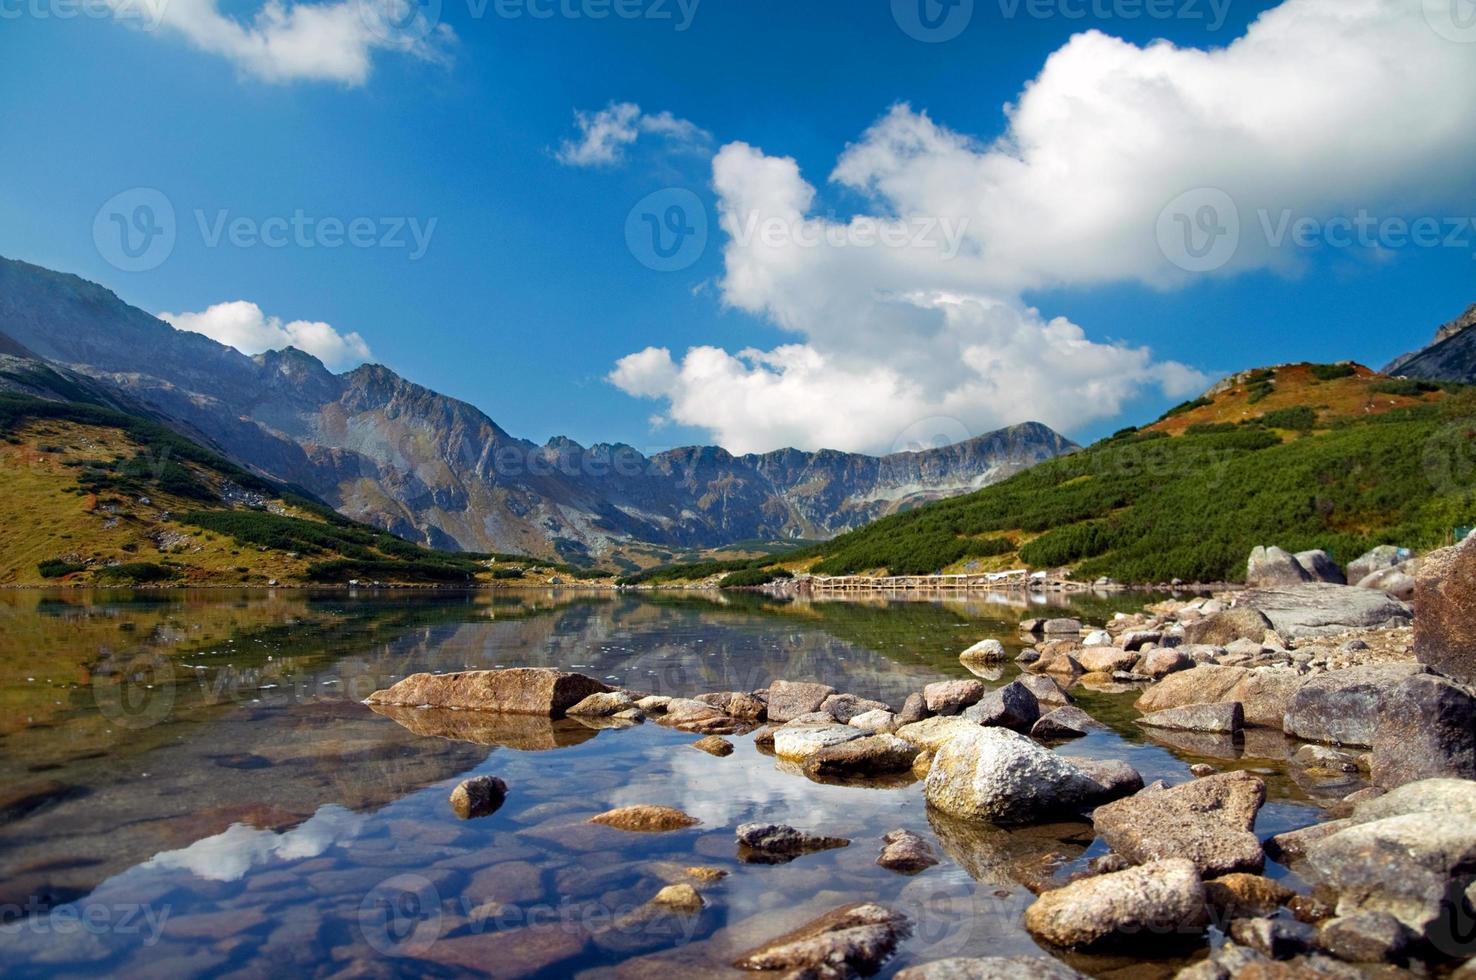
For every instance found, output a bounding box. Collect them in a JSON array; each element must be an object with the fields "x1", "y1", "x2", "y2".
[
  {"x1": 160, "y1": 300, "x2": 374, "y2": 370},
  {"x1": 107, "y1": 0, "x2": 453, "y2": 85},
  {"x1": 556, "y1": 102, "x2": 711, "y2": 167},
  {"x1": 611, "y1": 0, "x2": 1476, "y2": 454}
]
